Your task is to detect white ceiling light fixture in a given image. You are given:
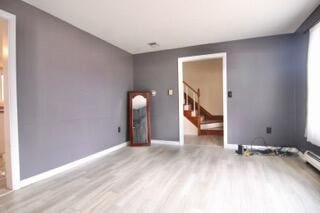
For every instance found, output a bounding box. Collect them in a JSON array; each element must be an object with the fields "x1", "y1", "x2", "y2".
[{"x1": 22, "y1": 0, "x2": 319, "y2": 54}]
